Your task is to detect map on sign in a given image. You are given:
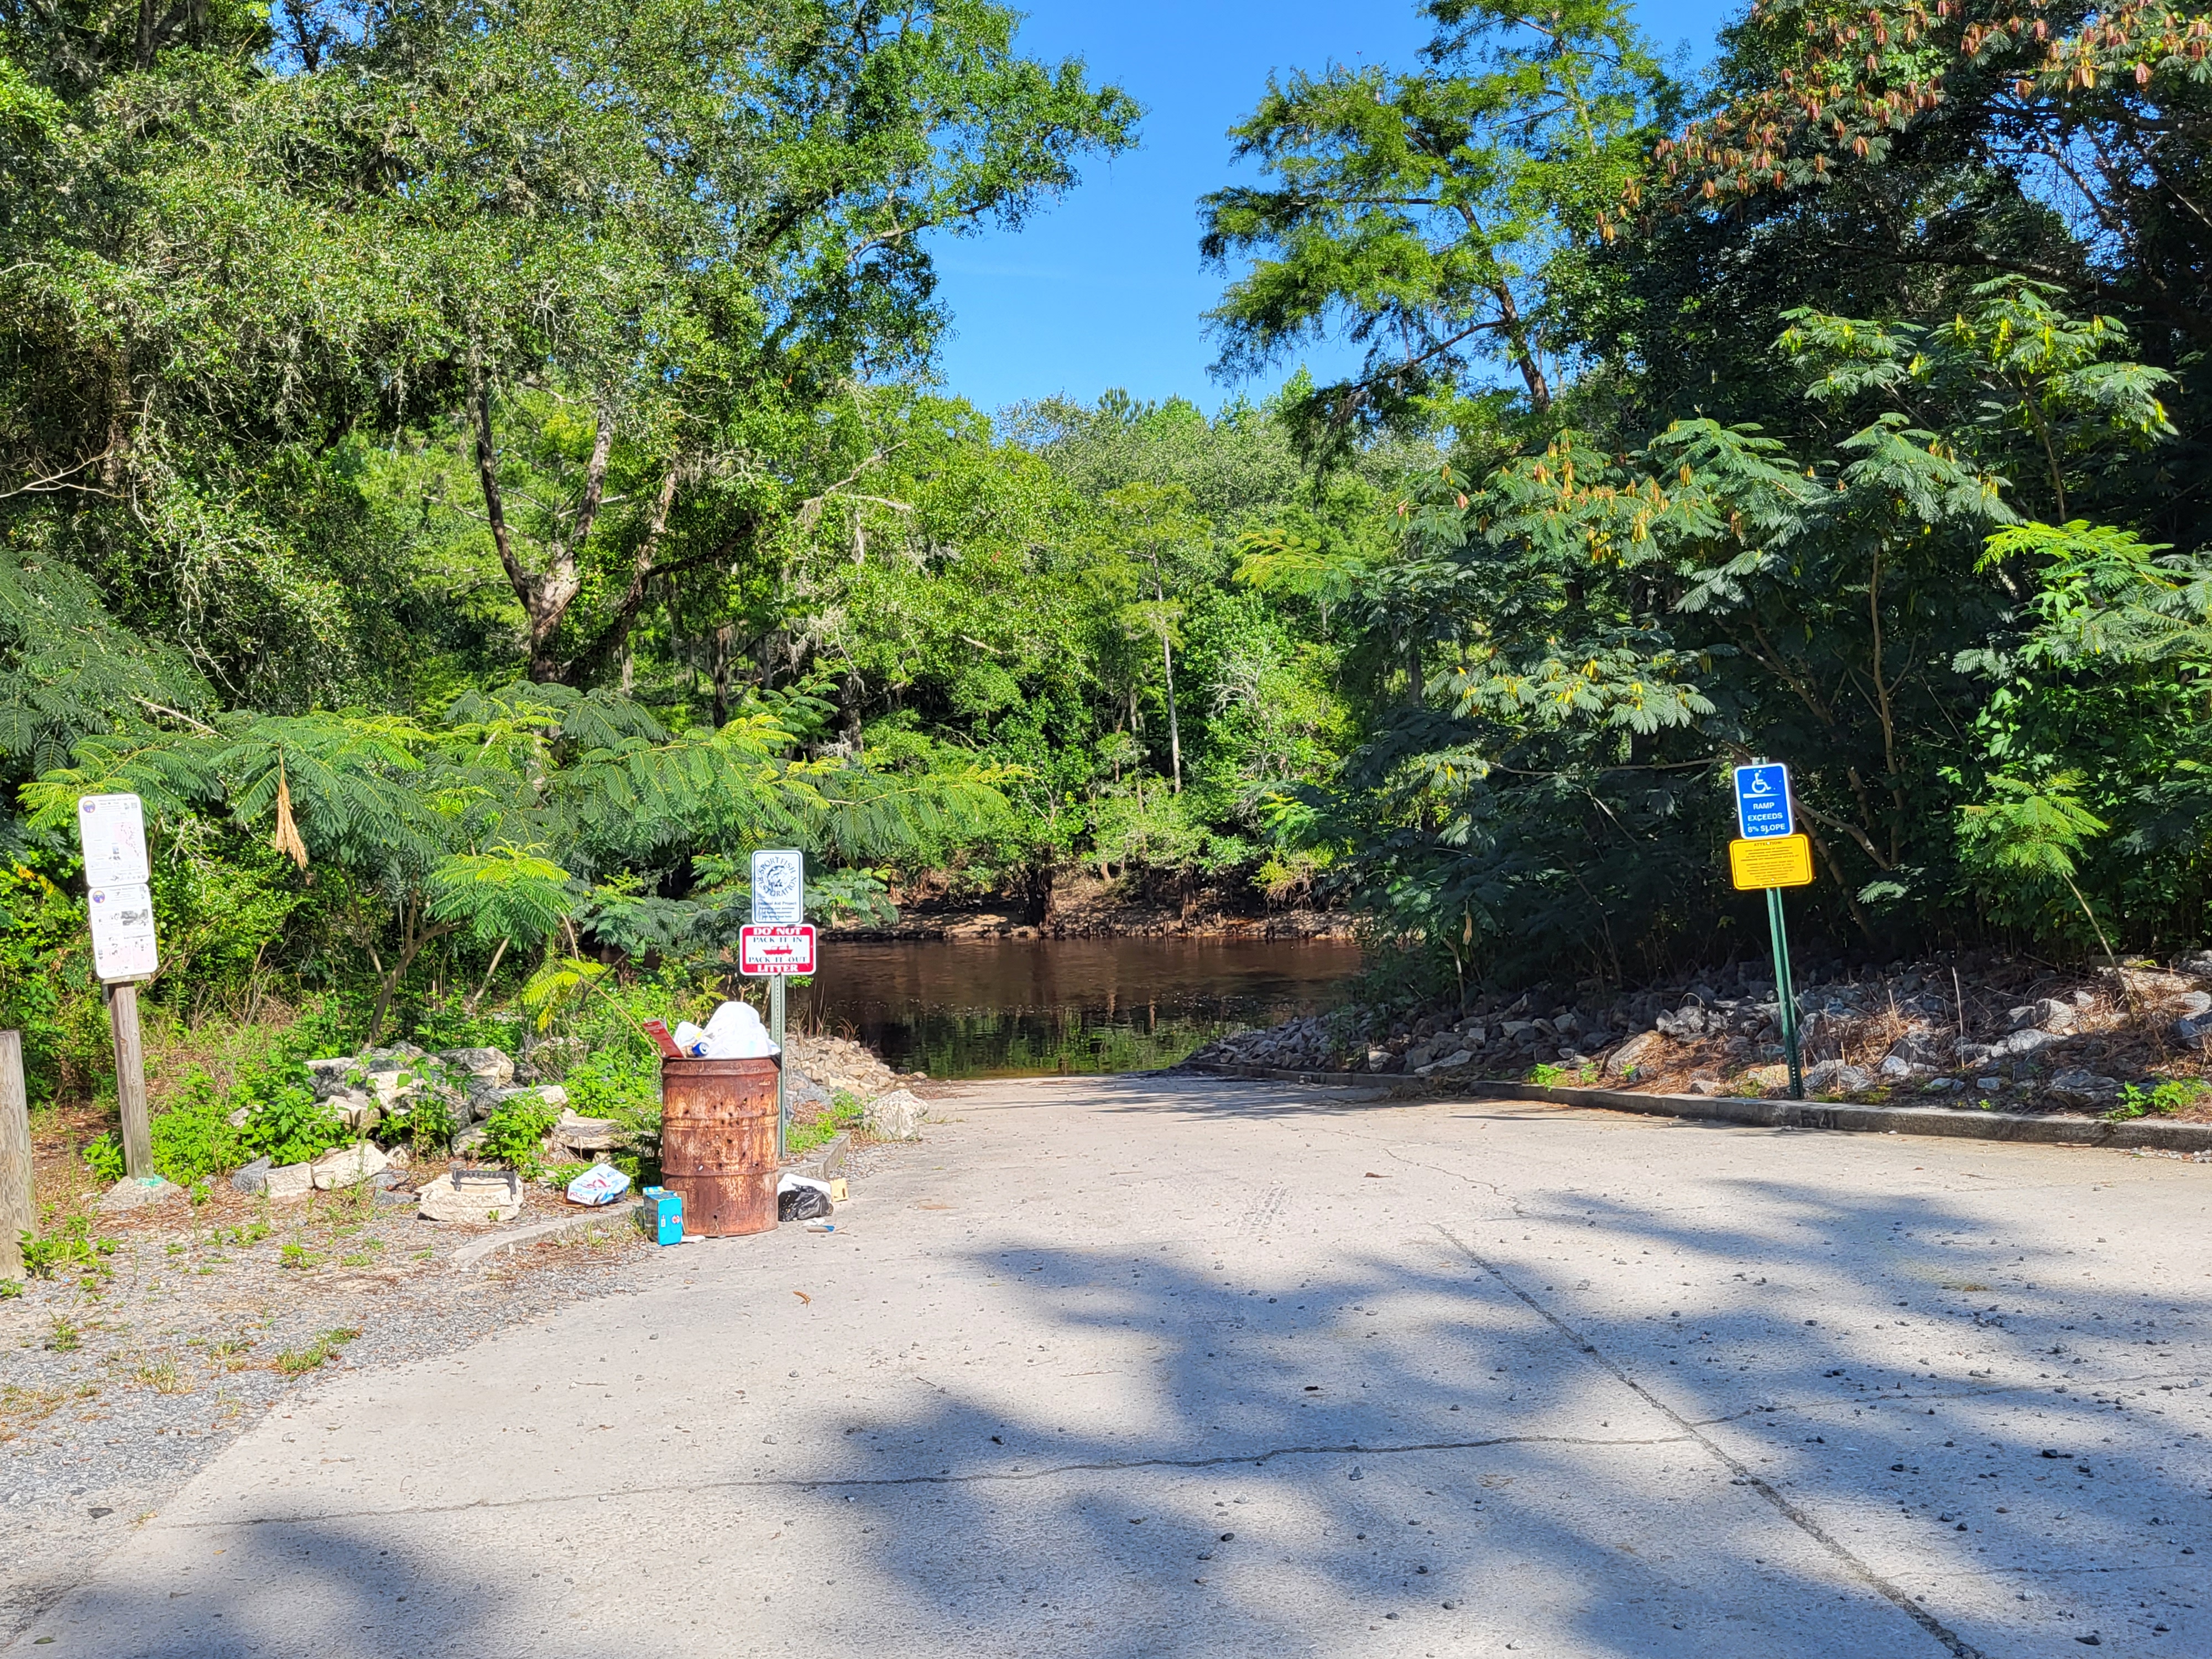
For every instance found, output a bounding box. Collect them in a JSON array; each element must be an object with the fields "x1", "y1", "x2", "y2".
[
  {"x1": 88, "y1": 884, "x2": 159, "y2": 981},
  {"x1": 750, "y1": 849, "x2": 804, "y2": 925},
  {"x1": 1732, "y1": 763, "x2": 1794, "y2": 840},
  {"x1": 78, "y1": 794, "x2": 150, "y2": 888},
  {"x1": 739, "y1": 924, "x2": 816, "y2": 976}
]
